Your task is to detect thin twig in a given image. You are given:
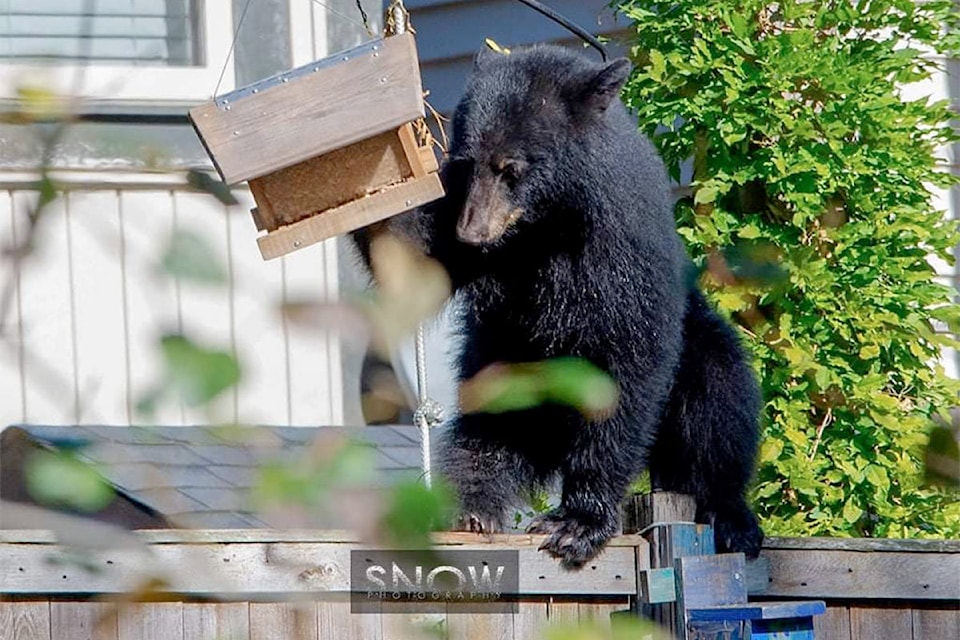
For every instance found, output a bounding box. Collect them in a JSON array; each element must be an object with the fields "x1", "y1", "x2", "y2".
[{"x1": 808, "y1": 407, "x2": 834, "y2": 461}]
